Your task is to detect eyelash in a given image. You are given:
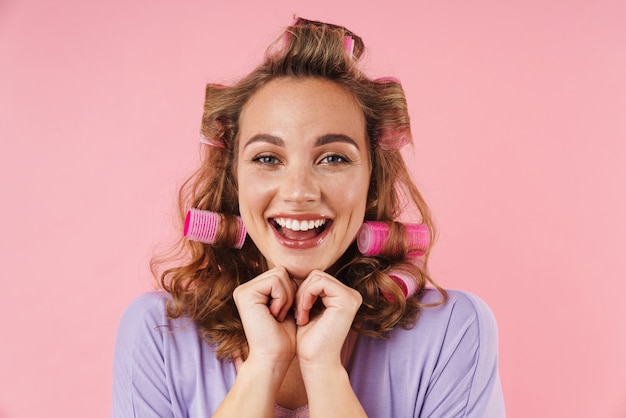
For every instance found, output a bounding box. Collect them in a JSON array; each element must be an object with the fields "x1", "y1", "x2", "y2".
[
  {"x1": 252, "y1": 154, "x2": 280, "y2": 165},
  {"x1": 320, "y1": 154, "x2": 350, "y2": 164}
]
